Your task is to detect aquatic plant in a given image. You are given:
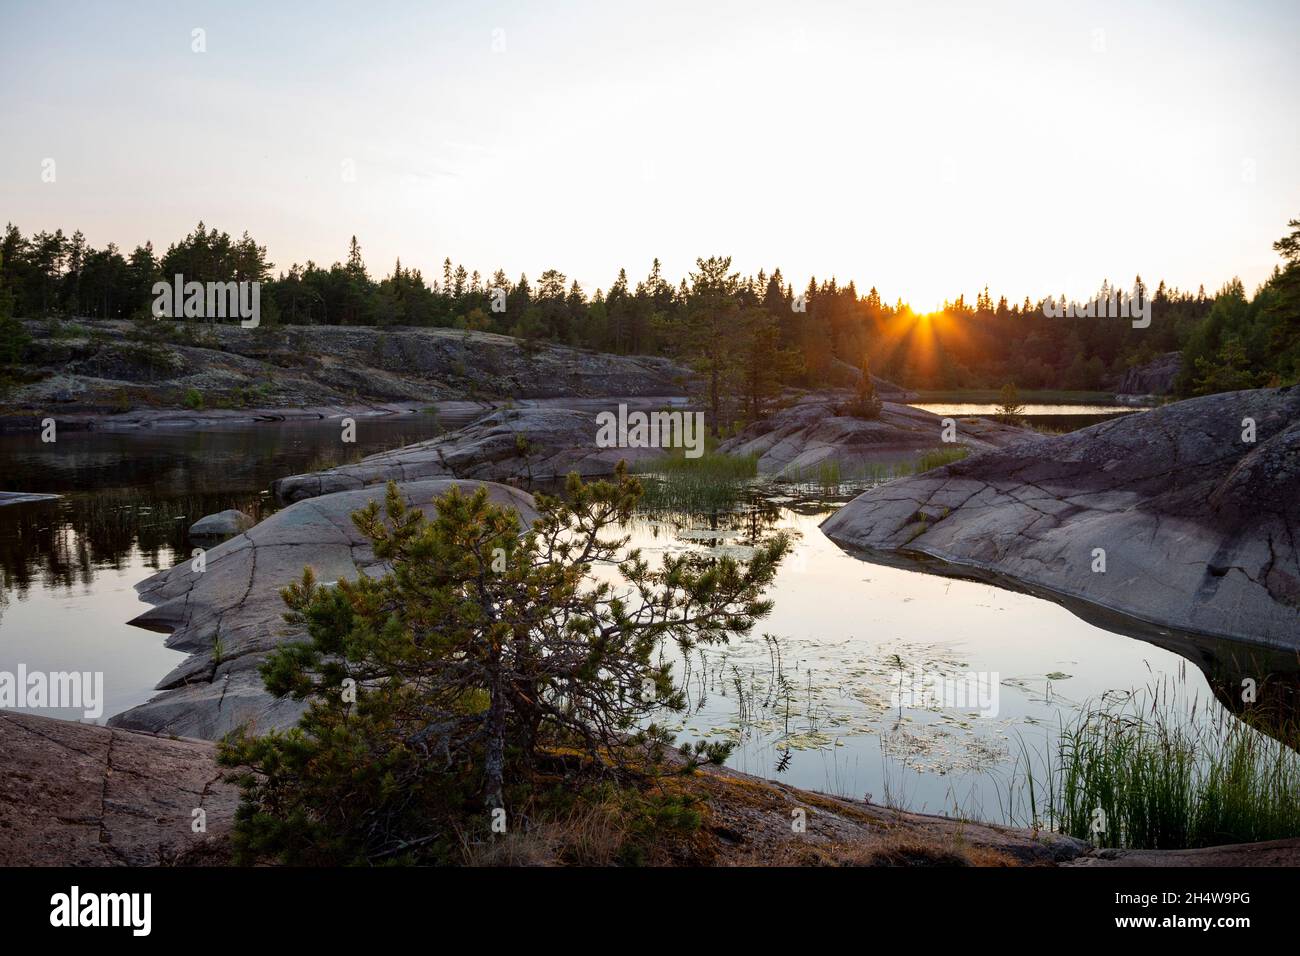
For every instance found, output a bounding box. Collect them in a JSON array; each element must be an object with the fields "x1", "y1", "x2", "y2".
[
  {"x1": 635, "y1": 450, "x2": 759, "y2": 513},
  {"x1": 1011, "y1": 681, "x2": 1300, "y2": 849}
]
